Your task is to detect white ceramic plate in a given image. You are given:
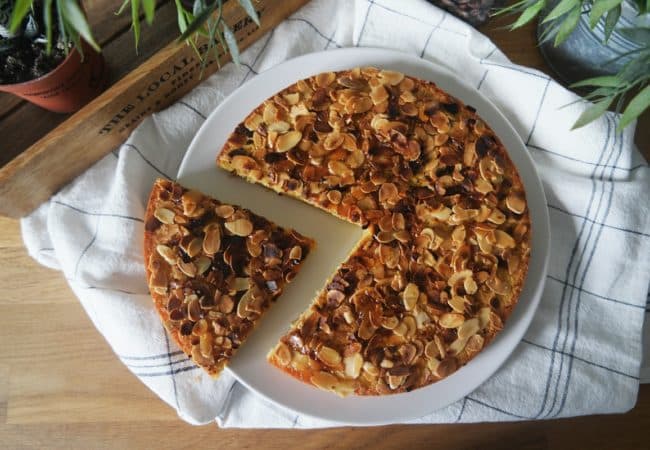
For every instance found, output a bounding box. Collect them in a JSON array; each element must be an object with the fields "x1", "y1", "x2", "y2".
[{"x1": 177, "y1": 48, "x2": 550, "y2": 425}]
